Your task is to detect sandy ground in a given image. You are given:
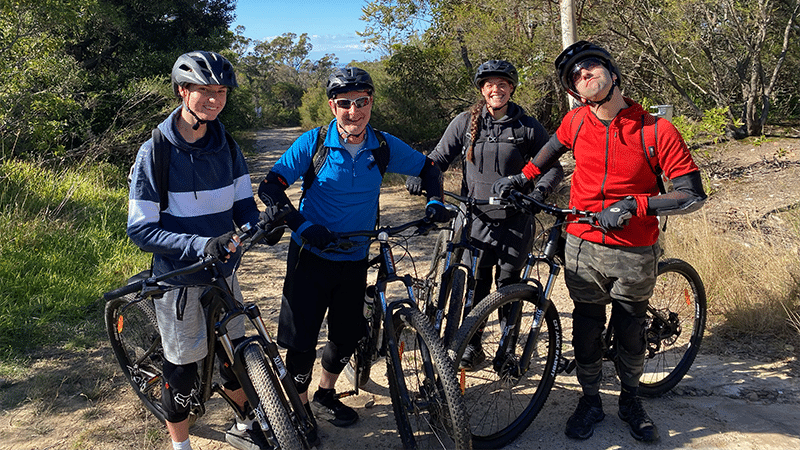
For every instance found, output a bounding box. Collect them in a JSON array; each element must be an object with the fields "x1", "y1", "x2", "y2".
[{"x1": 1, "y1": 127, "x2": 799, "y2": 450}]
